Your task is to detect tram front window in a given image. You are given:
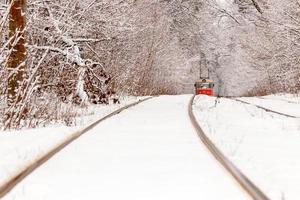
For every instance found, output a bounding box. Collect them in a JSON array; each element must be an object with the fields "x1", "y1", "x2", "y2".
[{"x1": 200, "y1": 83, "x2": 210, "y2": 89}]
